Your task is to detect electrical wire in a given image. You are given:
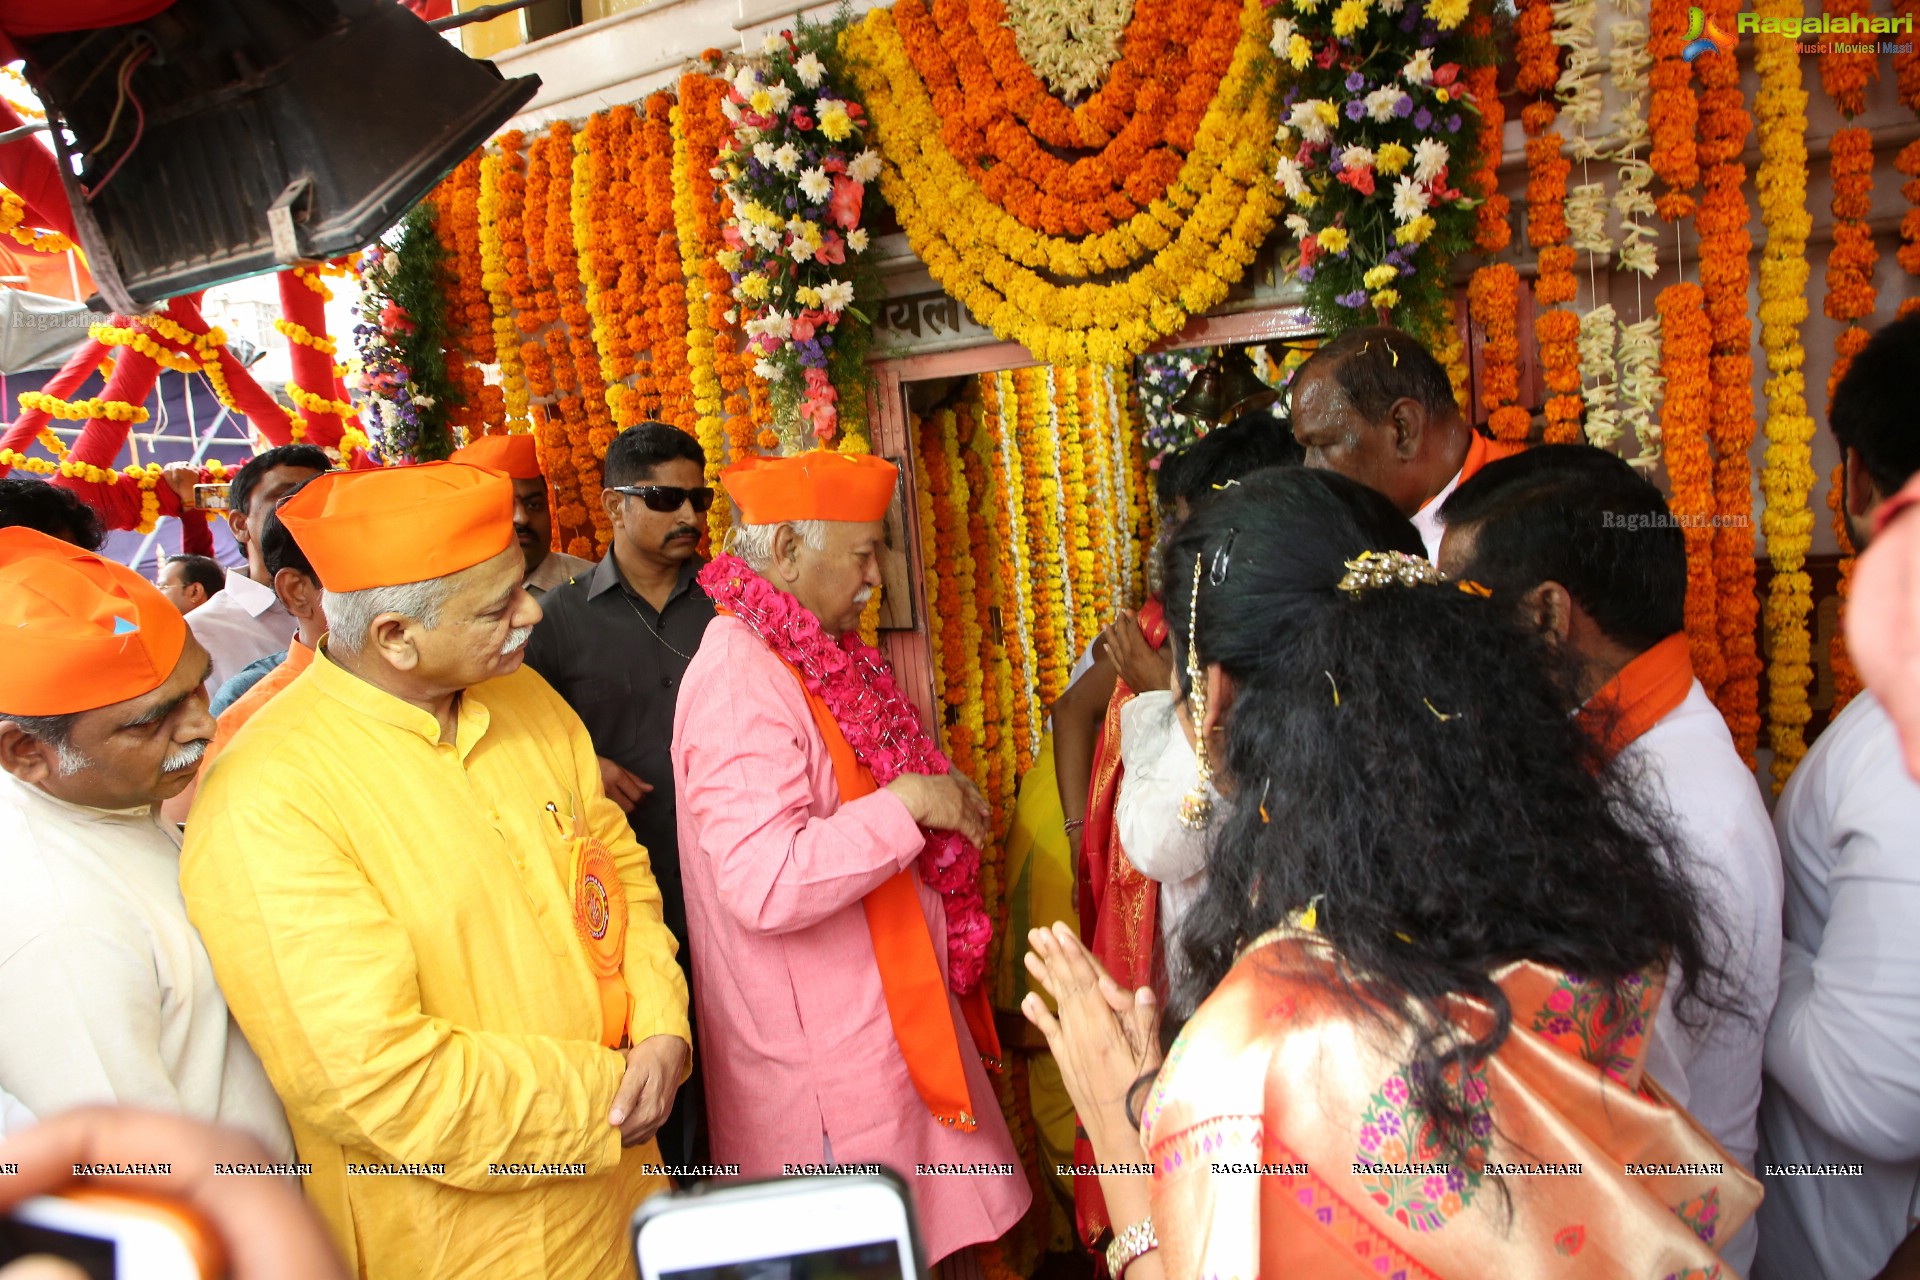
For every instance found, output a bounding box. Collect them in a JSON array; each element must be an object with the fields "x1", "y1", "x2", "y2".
[{"x1": 83, "y1": 46, "x2": 151, "y2": 202}]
